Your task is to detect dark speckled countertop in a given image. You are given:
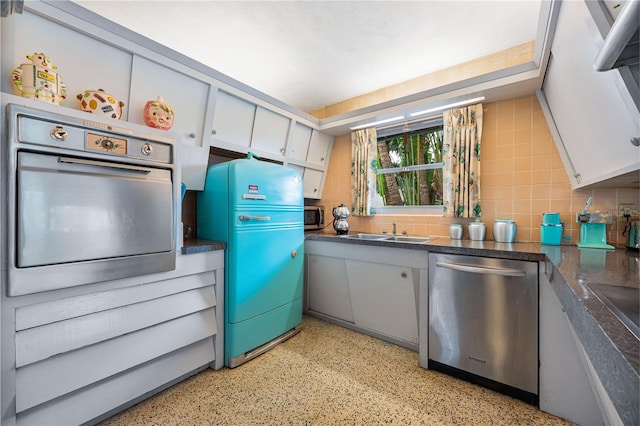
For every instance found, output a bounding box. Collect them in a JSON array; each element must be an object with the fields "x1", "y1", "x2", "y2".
[
  {"x1": 305, "y1": 232, "x2": 639, "y2": 424},
  {"x1": 181, "y1": 238, "x2": 225, "y2": 254}
]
